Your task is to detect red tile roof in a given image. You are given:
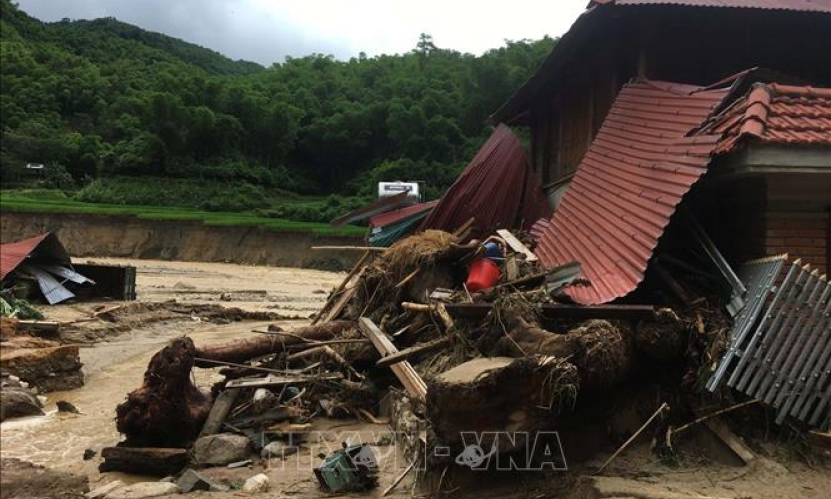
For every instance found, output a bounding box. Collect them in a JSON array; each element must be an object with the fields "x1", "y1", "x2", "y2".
[
  {"x1": 0, "y1": 233, "x2": 70, "y2": 281},
  {"x1": 706, "y1": 83, "x2": 831, "y2": 153},
  {"x1": 535, "y1": 80, "x2": 729, "y2": 305},
  {"x1": 591, "y1": 0, "x2": 831, "y2": 12},
  {"x1": 420, "y1": 124, "x2": 552, "y2": 238}
]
